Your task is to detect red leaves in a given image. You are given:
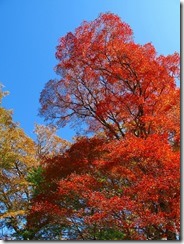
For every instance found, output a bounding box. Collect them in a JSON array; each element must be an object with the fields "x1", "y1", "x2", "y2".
[
  {"x1": 32, "y1": 200, "x2": 65, "y2": 216},
  {"x1": 40, "y1": 13, "x2": 180, "y2": 140},
  {"x1": 27, "y1": 132, "x2": 180, "y2": 239},
  {"x1": 58, "y1": 173, "x2": 99, "y2": 197},
  {"x1": 34, "y1": 12, "x2": 180, "y2": 240}
]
